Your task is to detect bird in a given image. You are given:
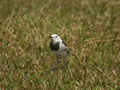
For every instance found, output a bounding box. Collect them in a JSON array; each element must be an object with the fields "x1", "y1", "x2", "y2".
[{"x1": 49, "y1": 34, "x2": 70, "y2": 63}]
